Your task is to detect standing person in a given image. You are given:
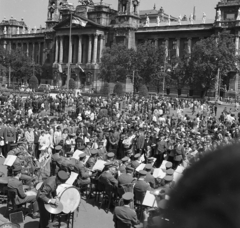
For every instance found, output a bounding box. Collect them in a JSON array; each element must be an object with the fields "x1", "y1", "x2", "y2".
[
  {"x1": 33, "y1": 125, "x2": 40, "y2": 159},
  {"x1": 37, "y1": 170, "x2": 69, "y2": 228},
  {"x1": 24, "y1": 124, "x2": 34, "y2": 156},
  {"x1": 214, "y1": 103, "x2": 218, "y2": 116},
  {"x1": 0, "y1": 118, "x2": 5, "y2": 157}
]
